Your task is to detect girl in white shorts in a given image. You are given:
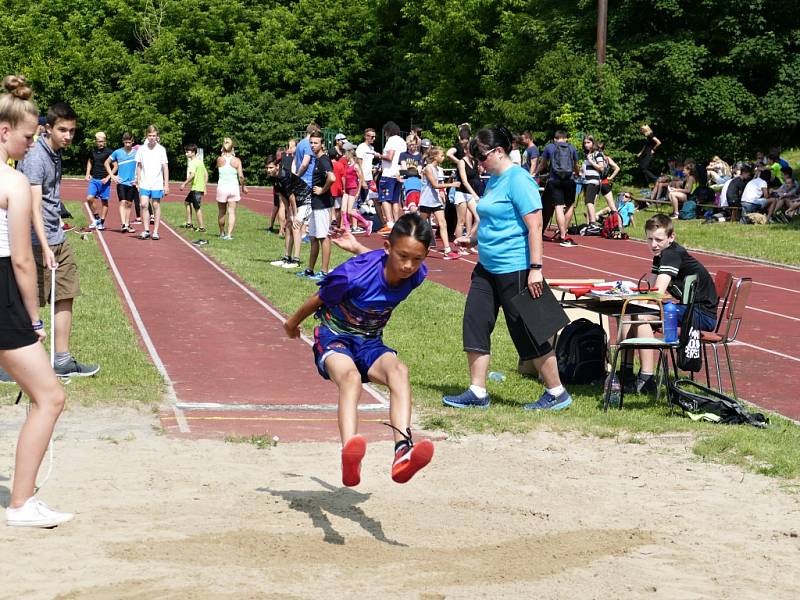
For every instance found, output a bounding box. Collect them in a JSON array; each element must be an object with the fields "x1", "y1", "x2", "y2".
[{"x1": 216, "y1": 137, "x2": 247, "y2": 239}]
